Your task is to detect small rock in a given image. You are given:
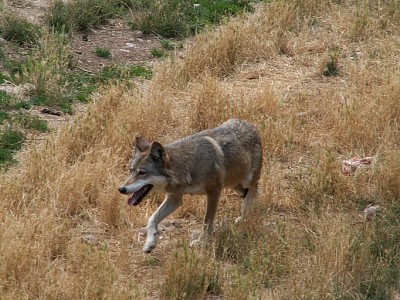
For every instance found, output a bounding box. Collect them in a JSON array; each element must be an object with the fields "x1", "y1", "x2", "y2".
[
  {"x1": 364, "y1": 204, "x2": 381, "y2": 221},
  {"x1": 342, "y1": 156, "x2": 374, "y2": 175},
  {"x1": 132, "y1": 30, "x2": 143, "y2": 38},
  {"x1": 81, "y1": 234, "x2": 98, "y2": 245},
  {"x1": 41, "y1": 107, "x2": 63, "y2": 116},
  {"x1": 125, "y1": 42, "x2": 136, "y2": 48},
  {"x1": 136, "y1": 38, "x2": 144, "y2": 43}
]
